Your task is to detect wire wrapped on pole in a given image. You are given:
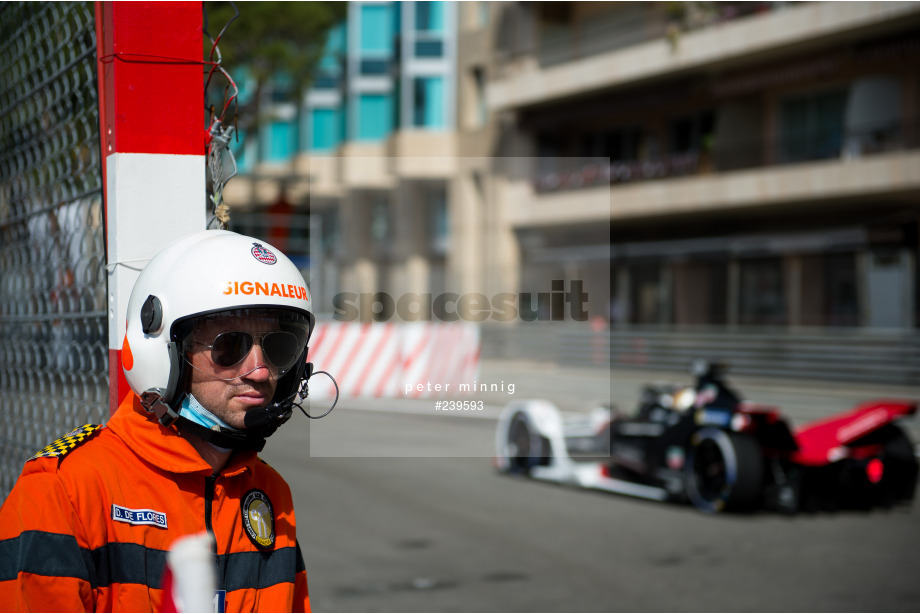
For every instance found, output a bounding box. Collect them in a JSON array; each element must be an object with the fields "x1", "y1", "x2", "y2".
[
  {"x1": 203, "y1": 2, "x2": 240, "y2": 230},
  {"x1": 206, "y1": 118, "x2": 236, "y2": 229}
]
